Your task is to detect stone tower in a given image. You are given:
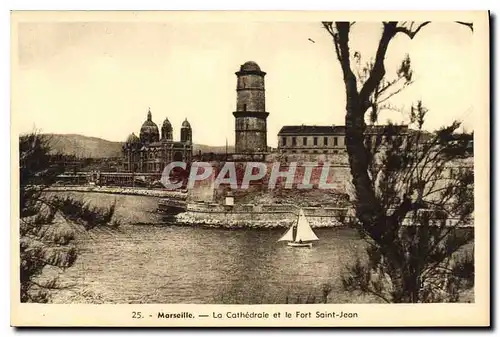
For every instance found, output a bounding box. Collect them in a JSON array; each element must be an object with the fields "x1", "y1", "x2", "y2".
[
  {"x1": 180, "y1": 118, "x2": 192, "y2": 143},
  {"x1": 233, "y1": 61, "x2": 269, "y2": 154},
  {"x1": 161, "y1": 117, "x2": 173, "y2": 141}
]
